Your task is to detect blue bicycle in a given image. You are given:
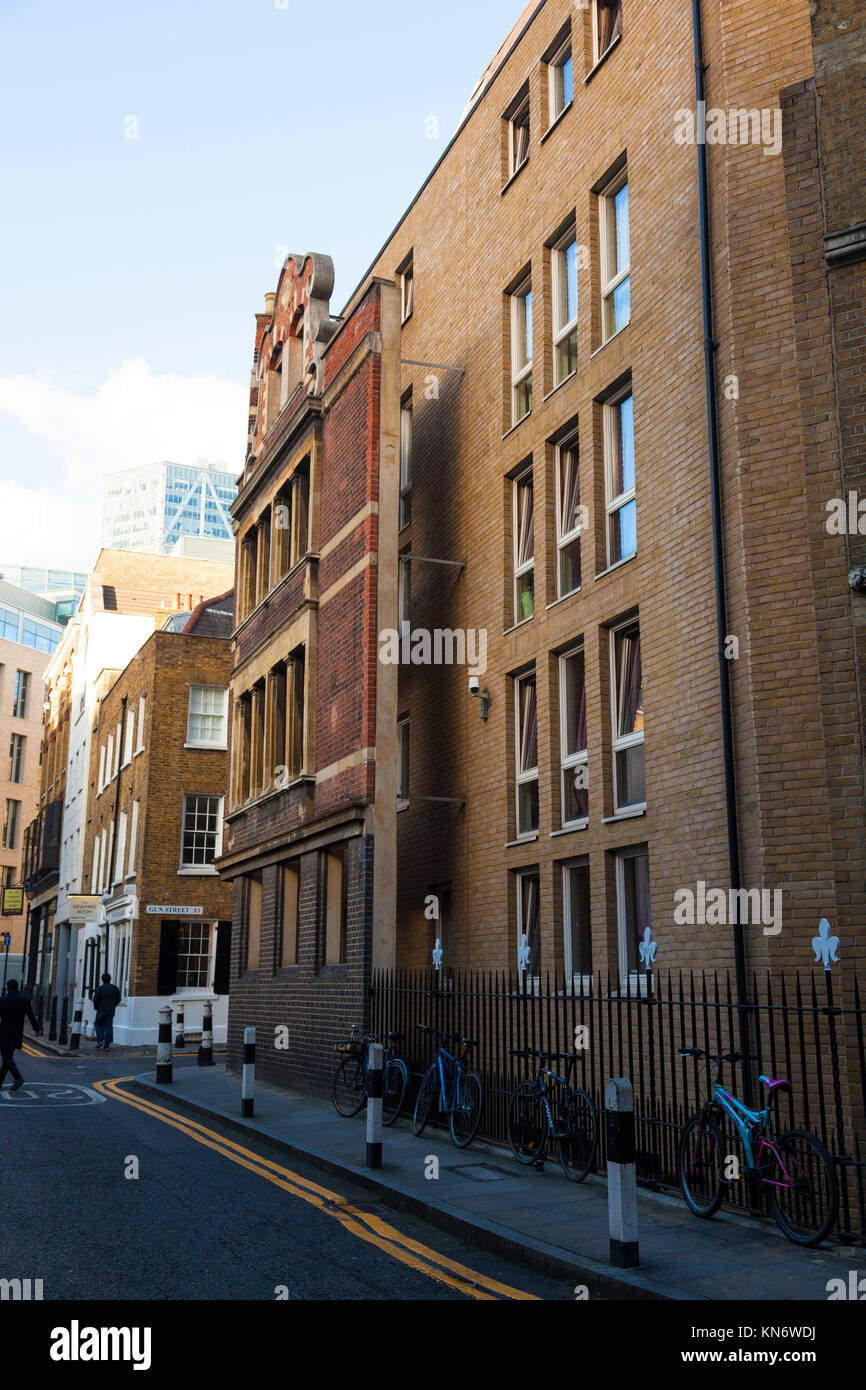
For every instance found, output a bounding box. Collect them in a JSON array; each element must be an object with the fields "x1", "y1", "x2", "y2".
[
  {"x1": 332, "y1": 1027, "x2": 408, "y2": 1126},
  {"x1": 412, "y1": 1024, "x2": 483, "y2": 1148}
]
